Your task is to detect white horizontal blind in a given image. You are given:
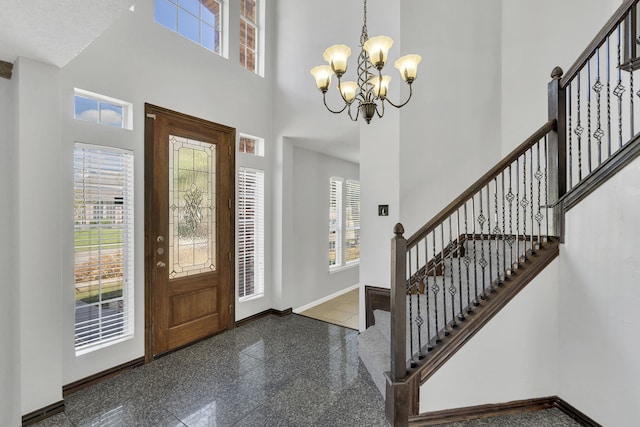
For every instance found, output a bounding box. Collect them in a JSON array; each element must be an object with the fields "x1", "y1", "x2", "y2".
[
  {"x1": 73, "y1": 143, "x2": 134, "y2": 353},
  {"x1": 329, "y1": 177, "x2": 343, "y2": 268},
  {"x1": 345, "y1": 180, "x2": 360, "y2": 264},
  {"x1": 238, "y1": 167, "x2": 264, "y2": 300}
]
